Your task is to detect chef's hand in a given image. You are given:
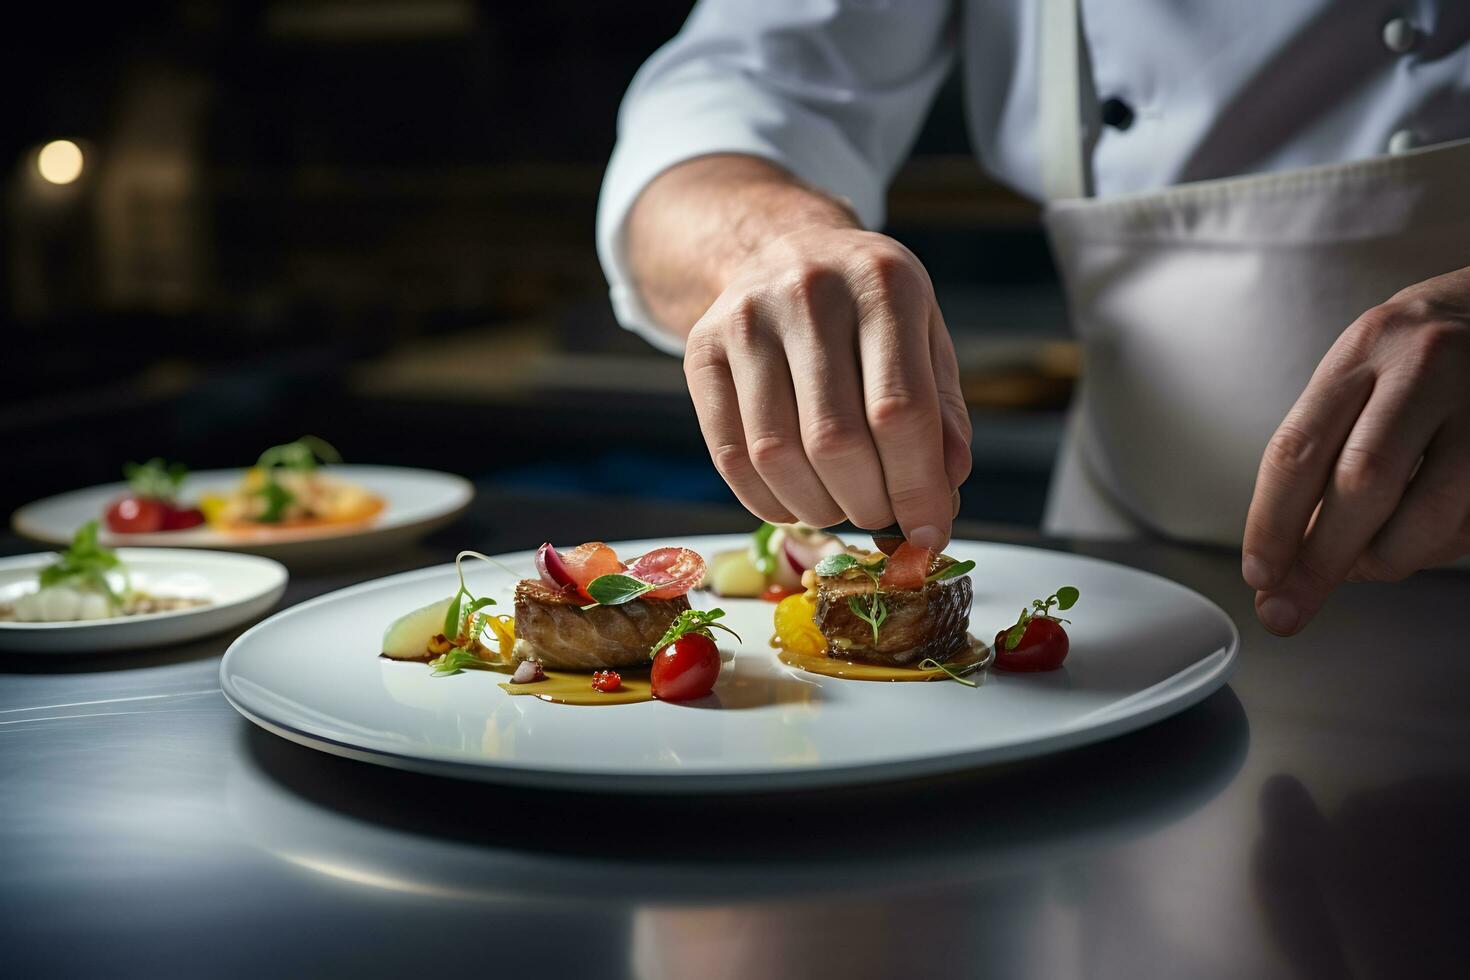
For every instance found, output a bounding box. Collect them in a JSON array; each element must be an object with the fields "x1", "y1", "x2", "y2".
[
  {"x1": 683, "y1": 226, "x2": 970, "y2": 550},
  {"x1": 626, "y1": 155, "x2": 969, "y2": 548},
  {"x1": 1243, "y1": 266, "x2": 1470, "y2": 635}
]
